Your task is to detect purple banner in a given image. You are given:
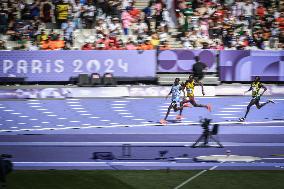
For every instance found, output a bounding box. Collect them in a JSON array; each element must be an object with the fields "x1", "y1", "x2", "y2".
[
  {"x1": 0, "y1": 50, "x2": 156, "y2": 81},
  {"x1": 157, "y1": 50, "x2": 217, "y2": 72},
  {"x1": 219, "y1": 50, "x2": 284, "y2": 81}
]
